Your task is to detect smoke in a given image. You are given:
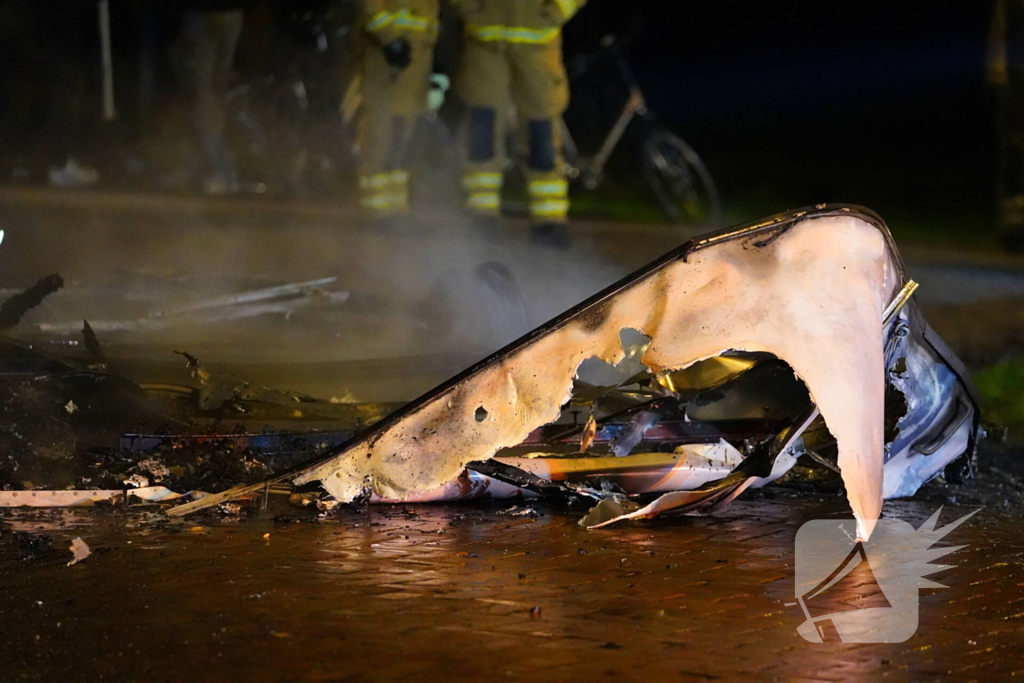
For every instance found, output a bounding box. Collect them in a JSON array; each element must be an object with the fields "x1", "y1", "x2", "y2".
[{"x1": 0, "y1": 195, "x2": 633, "y2": 401}]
